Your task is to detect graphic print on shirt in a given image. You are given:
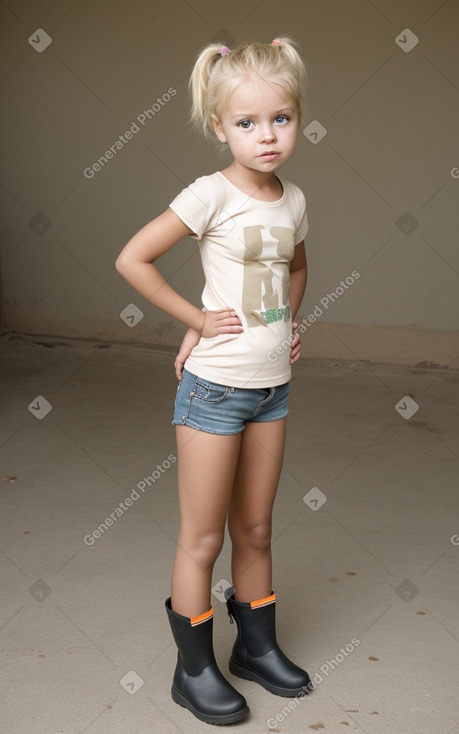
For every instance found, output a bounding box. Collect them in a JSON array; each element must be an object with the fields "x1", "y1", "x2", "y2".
[{"x1": 241, "y1": 225, "x2": 294, "y2": 328}]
